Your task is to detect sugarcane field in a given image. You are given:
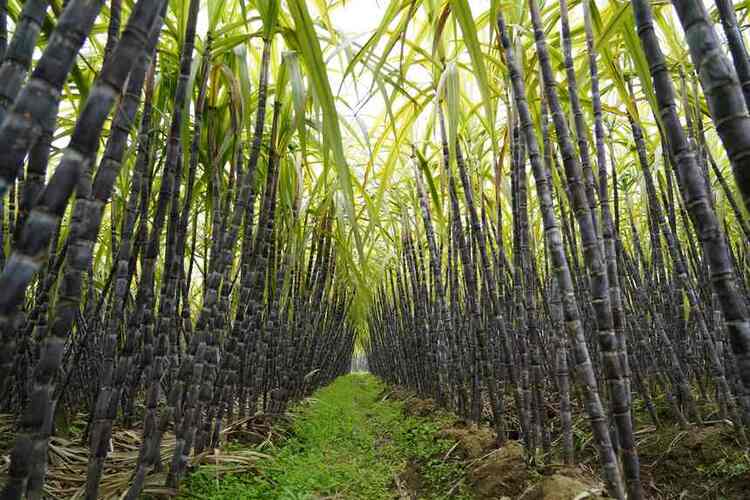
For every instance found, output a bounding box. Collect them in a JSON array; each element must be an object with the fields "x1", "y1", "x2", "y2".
[{"x1": 3, "y1": 0, "x2": 750, "y2": 498}]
